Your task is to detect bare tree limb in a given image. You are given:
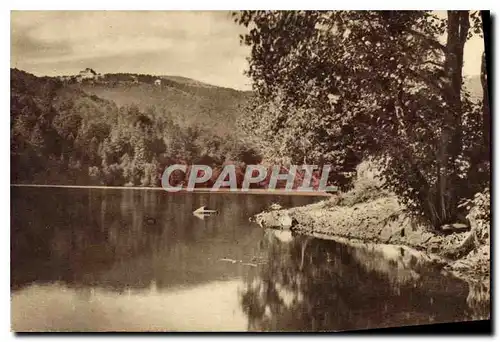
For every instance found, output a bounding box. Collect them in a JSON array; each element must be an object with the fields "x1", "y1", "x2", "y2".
[{"x1": 422, "y1": 60, "x2": 444, "y2": 68}]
